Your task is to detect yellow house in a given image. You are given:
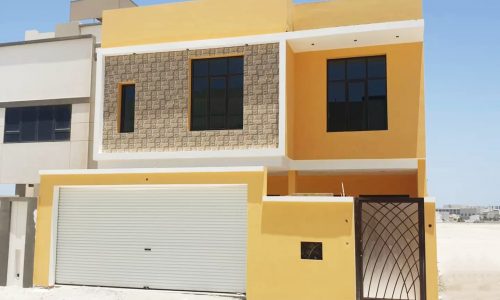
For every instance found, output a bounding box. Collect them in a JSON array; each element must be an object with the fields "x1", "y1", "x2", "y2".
[{"x1": 32, "y1": 0, "x2": 437, "y2": 299}]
